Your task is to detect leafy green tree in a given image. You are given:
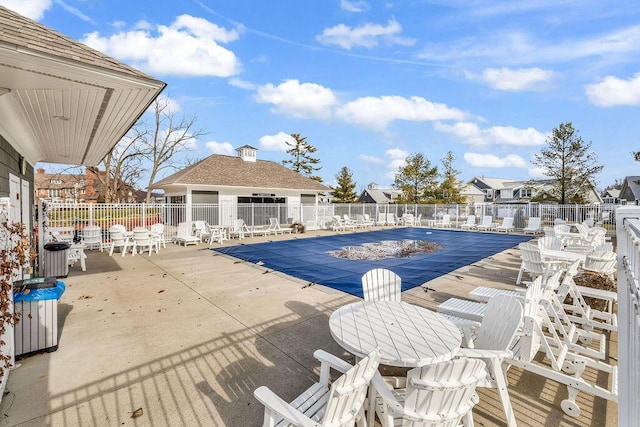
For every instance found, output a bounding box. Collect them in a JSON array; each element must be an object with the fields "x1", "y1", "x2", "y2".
[
  {"x1": 436, "y1": 151, "x2": 466, "y2": 204},
  {"x1": 393, "y1": 153, "x2": 439, "y2": 204},
  {"x1": 330, "y1": 166, "x2": 358, "y2": 203},
  {"x1": 282, "y1": 133, "x2": 323, "y2": 182},
  {"x1": 532, "y1": 122, "x2": 603, "y2": 204}
]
